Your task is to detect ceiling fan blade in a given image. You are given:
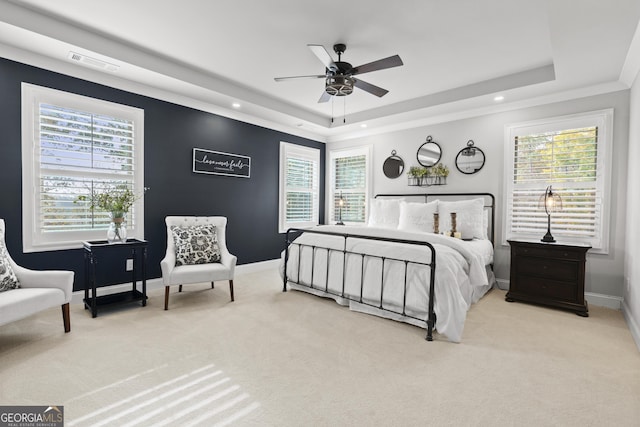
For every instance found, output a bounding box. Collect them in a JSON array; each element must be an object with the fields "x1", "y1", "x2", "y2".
[
  {"x1": 351, "y1": 55, "x2": 403, "y2": 75},
  {"x1": 318, "y1": 90, "x2": 331, "y2": 103},
  {"x1": 274, "y1": 74, "x2": 325, "y2": 82},
  {"x1": 353, "y1": 78, "x2": 389, "y2": 97},
  {"x1": 308, "y1": 44, "x2": 338, "y2": 72}
]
